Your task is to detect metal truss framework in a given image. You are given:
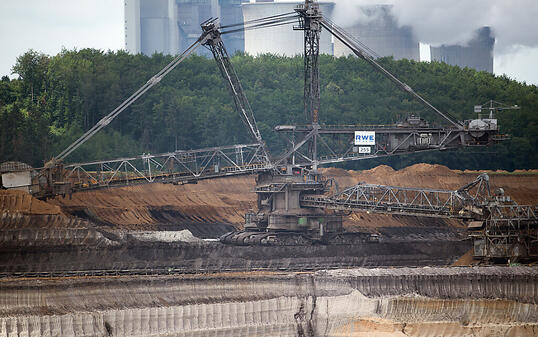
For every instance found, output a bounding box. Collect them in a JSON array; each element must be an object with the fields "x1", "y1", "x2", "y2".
[
  {"x1": 301, "y1": 173, "x2": 537, "y2": 259},
  {"x1": 64, "y1": 143, "x2": 271, "y2": 191},
  {"x1": 294, "y1": 0, "x2": 321, "y2": 125},
  {"x1": 275, "y1": 125, "x2": 501, "y2": 168},
  {"x1": 201, "y1": 20, "x2": 266, "y2": 149},
  {"x1": 477, "y1": 203, "x2": 538, "y2": 258},
  {"x1": 39, "y1": 5, "x2": 507, "y2": 198},
  {"x1": 319, "y1": 16, "x2": 463, "y2": 129},
  {"x1": 53, "y1": 38, "x2": 206, "y2": 164},
  {"x1": 301, "y1": 174, "x2": 492, "y2": 218}
]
